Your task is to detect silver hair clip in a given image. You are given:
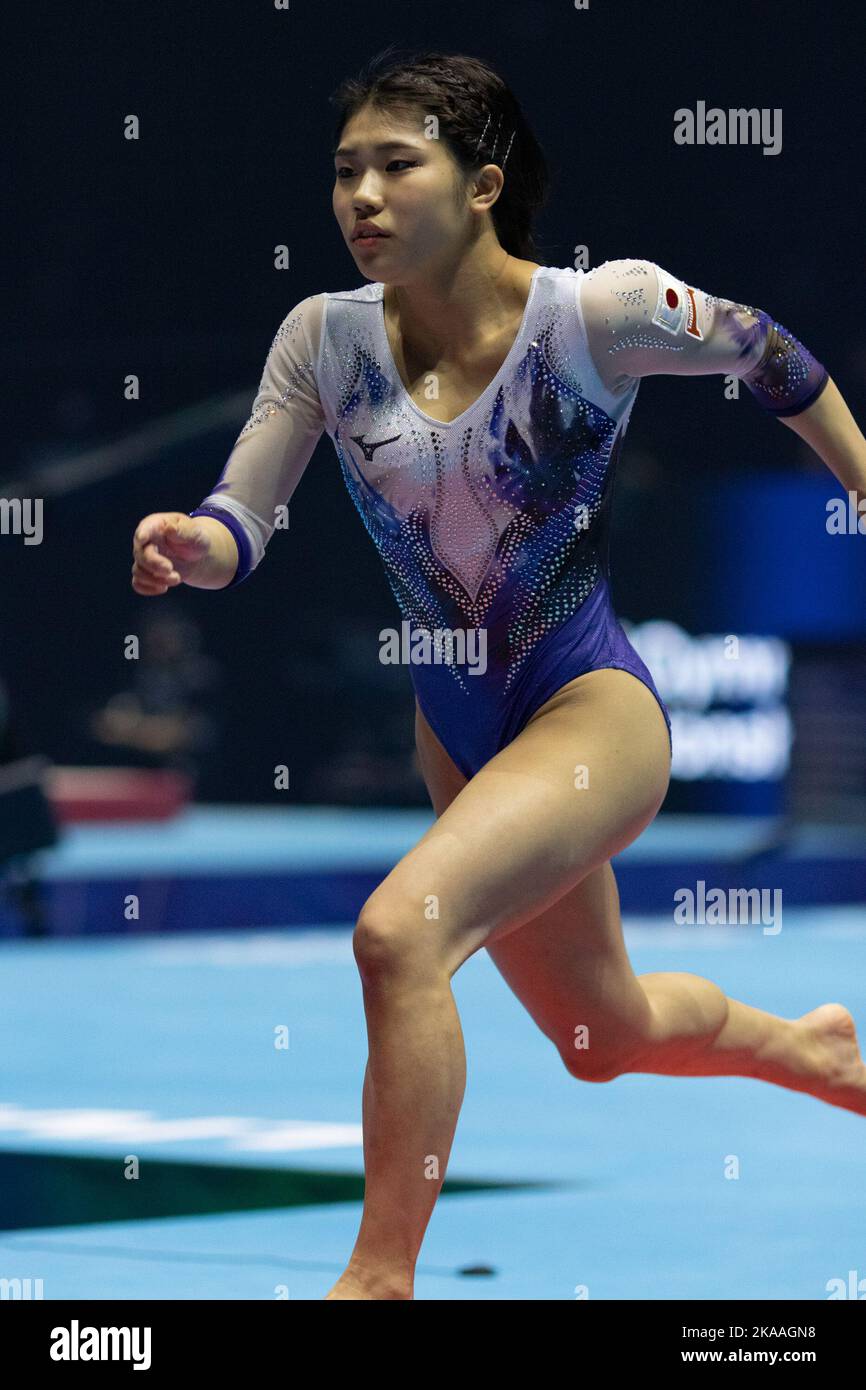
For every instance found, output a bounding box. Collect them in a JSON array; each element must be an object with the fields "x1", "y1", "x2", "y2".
[
  {"x1": 474, "y1": 110, "x2": 514, "y2": 167},
  {"x1": 473, "y1": 112, "x2": 491, "y2": 159},
  {"x1": 489, "y1": 111, "x2": 503, "y2": 163}
]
